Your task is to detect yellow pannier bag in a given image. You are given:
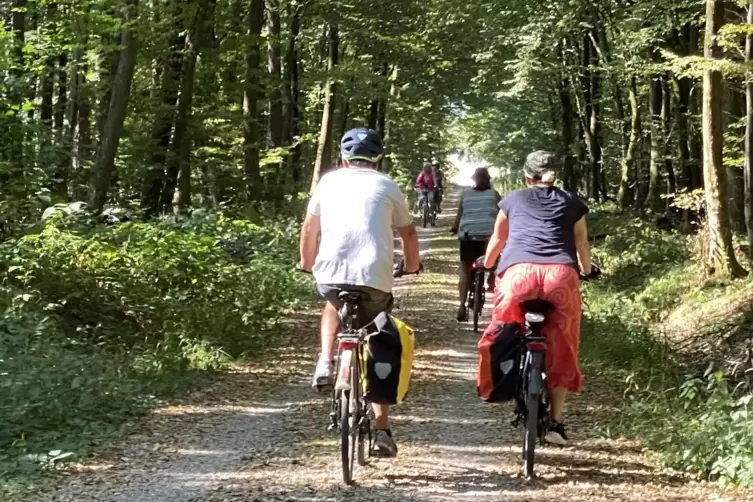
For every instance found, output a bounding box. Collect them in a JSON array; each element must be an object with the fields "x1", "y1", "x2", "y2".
[{"x1": 362, "y1": 312, "x2": 415, "y2": 404}]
